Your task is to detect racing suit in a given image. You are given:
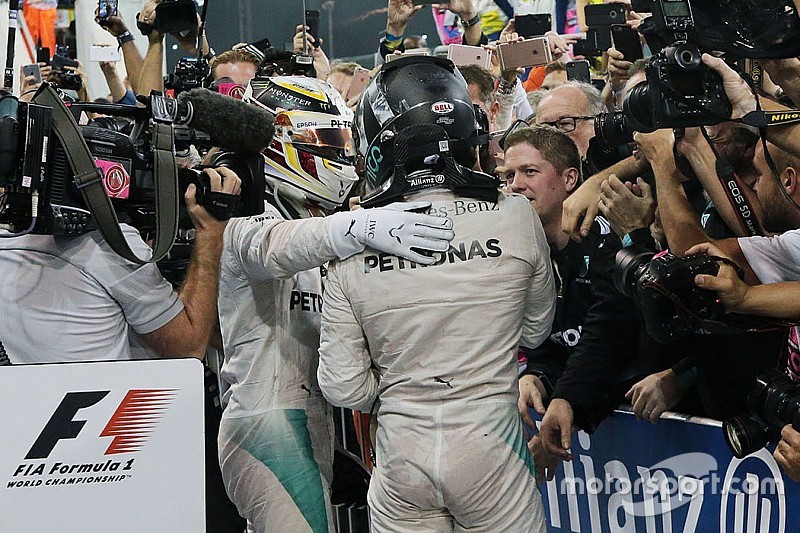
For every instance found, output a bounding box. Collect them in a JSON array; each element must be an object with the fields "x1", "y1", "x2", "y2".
[
  {"x1": 318, "y1": 191, "x2": 556, "y2": 532},
  {"x1": 217, "y1": 202, "x2": 337, "y2": 533}
]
